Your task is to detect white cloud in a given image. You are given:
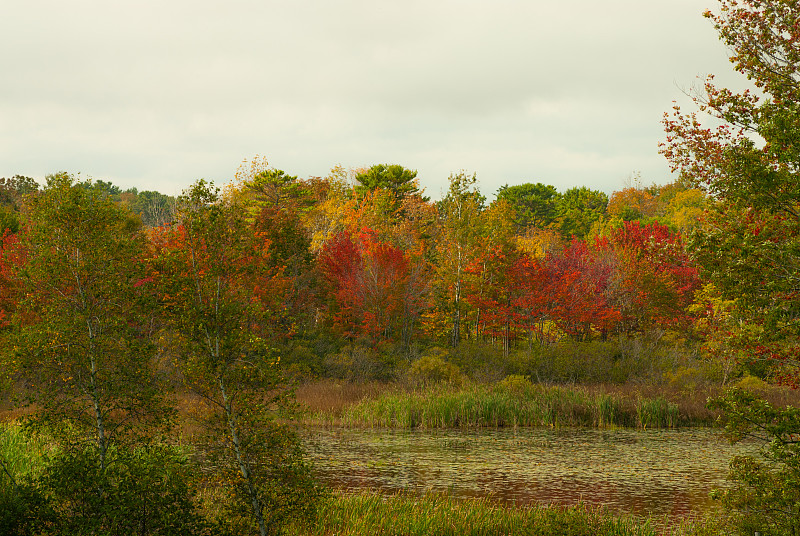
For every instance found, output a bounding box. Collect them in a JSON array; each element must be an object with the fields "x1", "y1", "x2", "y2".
[{"x1": 1, "y1": 0, "x2": 743, "y2": 197}]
